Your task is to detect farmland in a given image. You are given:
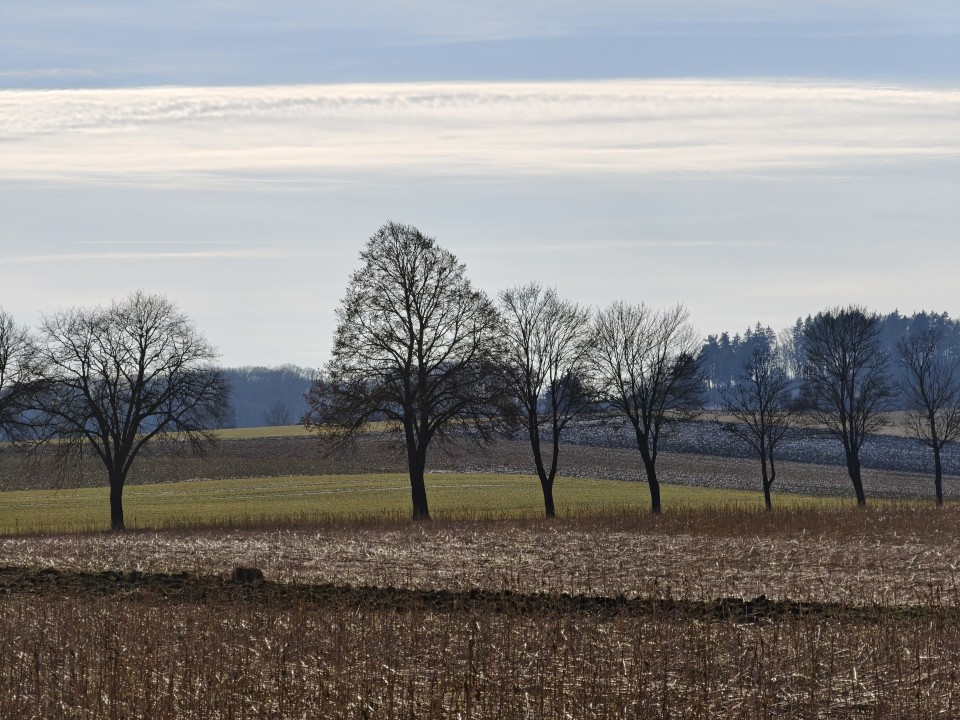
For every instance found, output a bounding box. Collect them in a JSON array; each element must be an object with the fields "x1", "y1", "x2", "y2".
[
  {"x1": 1, "y1": 426, "x2": 959, "y2": 717},
  {"x1": 3, "y1": 420, "x2": 956, "y2": 501}
]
